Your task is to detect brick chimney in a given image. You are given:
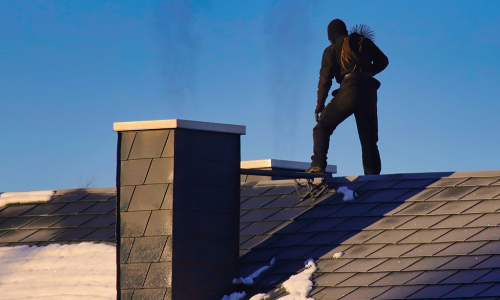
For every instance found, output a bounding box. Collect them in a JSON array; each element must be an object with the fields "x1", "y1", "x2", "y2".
[{"x1": 114, "y1": 119, "x2": 245, "y2": 300}]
